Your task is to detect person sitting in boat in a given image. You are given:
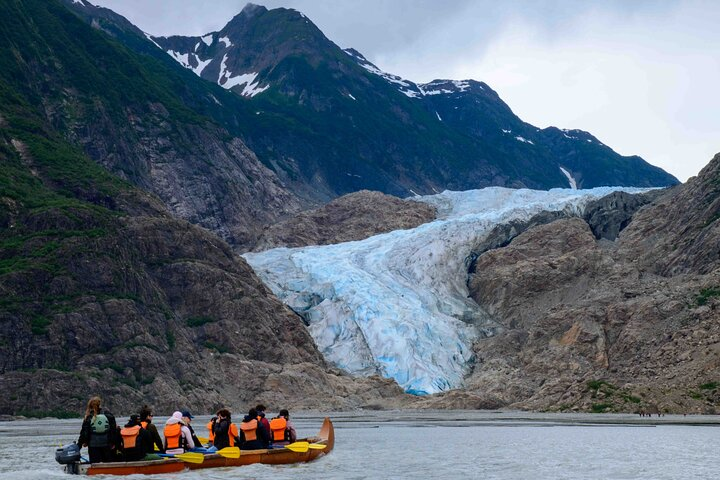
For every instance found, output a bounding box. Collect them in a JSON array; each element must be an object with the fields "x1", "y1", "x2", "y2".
[
  {"x1": 239, "y1": 408, "x2": 269, "y2": 450},
  {"x1": 139, "y1": 405, "x2": 164, "y2": 453},
  {"x1": 181, "y1": 410, "x2": 203, "y2": 449},
  {"x1": 255, "y1": 404, "x2": 272, "y2": 440},
  {"x1": 269, "y1": 409, "x2": 297, "y2": 446},
  {"x1": 77, "y1": 396, "x2": 118, "y2": 463},
  {"x1": 163, "y1": 411, "x2": 194, "y2": 454},
  {"x1": 211, "y1": 408, "x2": 239, "y2": 450},
  {"x1": 120, "y1": 414, "x2": 151, "y2": 462},
  {"x1": 205, "y1": 417, "x2": 215, "y2": 447}
]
